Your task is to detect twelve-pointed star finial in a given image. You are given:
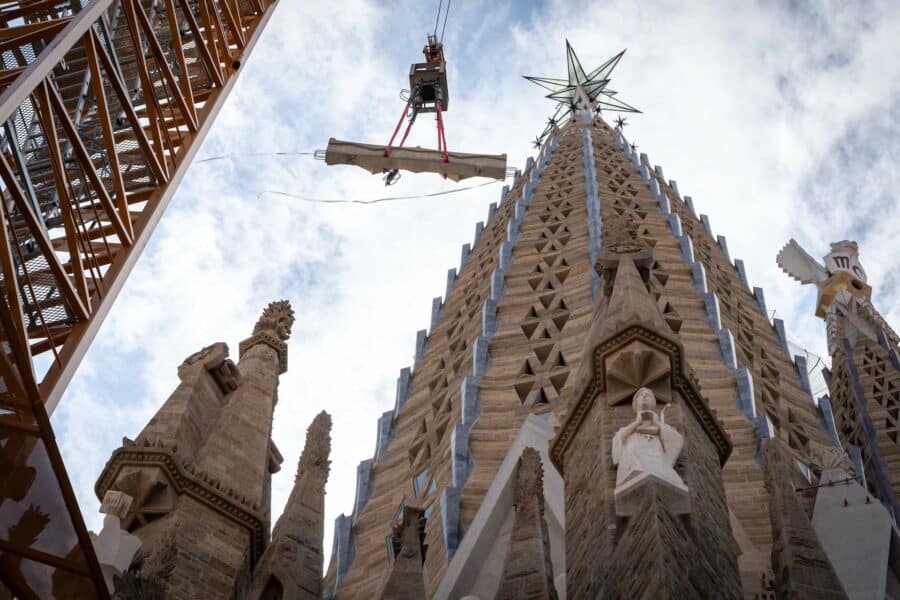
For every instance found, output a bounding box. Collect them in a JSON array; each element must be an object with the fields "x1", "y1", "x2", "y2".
[{"x1": 524, "y1": 40, "x2": 640, "y2": 141}]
